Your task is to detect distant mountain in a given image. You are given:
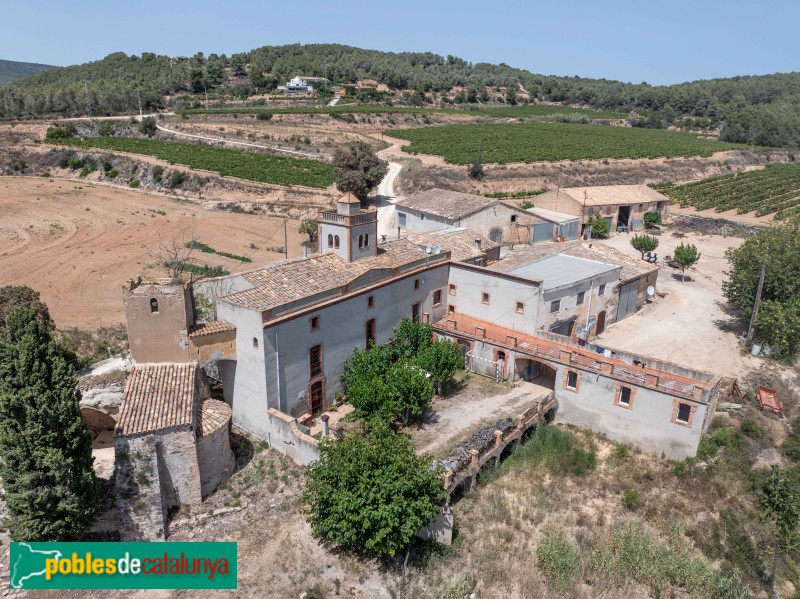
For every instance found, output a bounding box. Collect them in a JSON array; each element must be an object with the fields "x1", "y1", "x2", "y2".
[
  {"x1": 0, "y1": 59, "x2": 55, "y2": 84},
  {"x1": 0, "y1": 44, "x2": 798, "y2": 148}
]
